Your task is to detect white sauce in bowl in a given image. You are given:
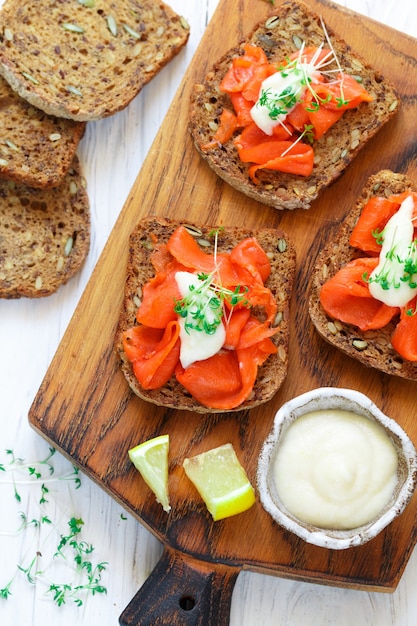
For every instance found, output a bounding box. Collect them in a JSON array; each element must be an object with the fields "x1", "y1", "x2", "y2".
[{"x1": 273, "y1": 408, "x2": 398, "y2": 529}]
